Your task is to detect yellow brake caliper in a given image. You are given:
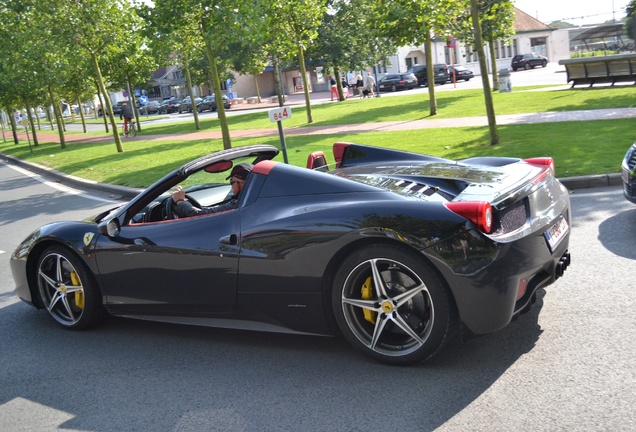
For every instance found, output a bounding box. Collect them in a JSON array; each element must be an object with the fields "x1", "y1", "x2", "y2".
[
  {"x1": 70, "y1": 271, "x2": 84, "y2": 309},
  {"x1": 361, "y1": 276, "x2": 376, "y2": 324}
]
